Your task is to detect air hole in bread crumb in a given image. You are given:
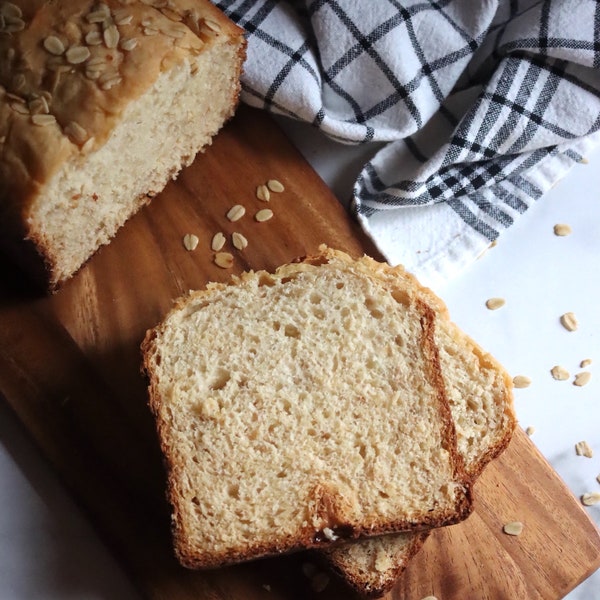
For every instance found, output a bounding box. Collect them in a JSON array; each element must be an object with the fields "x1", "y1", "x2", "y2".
[
  {"x1": 394, "y1": 334, "x2": 404, "y2": 347},
  {"x1": 365, "y1": 297, "x2": 384, "y2": 319},
  {"x1": 208, "y1": 369, "x2": 230, "y2": 390},
  {"x1": 284, "y1": 324, "x2": 301, "y2": 338},
  {"x1": 228, "y1": 485, "x2": 240, "y2": 499},
  {"x1": 312, "y1": 307, "x2": 326, "y2": 320},
  {"x1": 336, "y1": 281, "x2": 345, "y2": 289},
  {"x1": 310, "y1": 292, "x2": 322, "y2": 304}
]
